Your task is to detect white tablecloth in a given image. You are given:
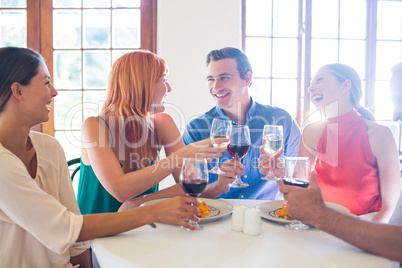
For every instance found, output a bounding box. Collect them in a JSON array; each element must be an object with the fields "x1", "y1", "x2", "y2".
[{"x1": 91, "y1": 199, "x2": 399, "y2": 268}]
